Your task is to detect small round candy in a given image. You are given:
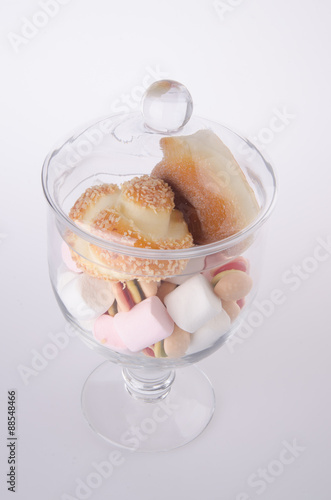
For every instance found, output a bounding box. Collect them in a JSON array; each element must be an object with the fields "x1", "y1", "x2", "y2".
[
  {"x1": 221, "y1": 300, "x2": 241, "y2": 322},
  {"x1": 214, "y1": 270, "x2": 253, "y2": 302},
  {"x1": 141, "y1": 80, "x2": 193, "y2": 133},
  {"x1": 164, "y1": 324, "x2": 191, "y2": 358}
]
